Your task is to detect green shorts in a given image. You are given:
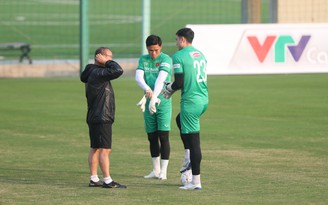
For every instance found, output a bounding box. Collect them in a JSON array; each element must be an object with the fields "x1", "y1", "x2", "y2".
[
  {"x1": 180, "y1": 101, "x2": 208, "y2": 134},
  {"x1": 143, "y1": 98, "x2": 172, "y2": 133}
]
